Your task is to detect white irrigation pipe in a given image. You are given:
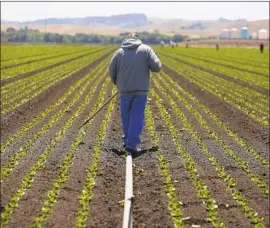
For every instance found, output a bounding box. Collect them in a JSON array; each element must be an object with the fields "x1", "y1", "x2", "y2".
[{"x1": 122, "y1": 152, "x2": 134, "y2": 228}]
